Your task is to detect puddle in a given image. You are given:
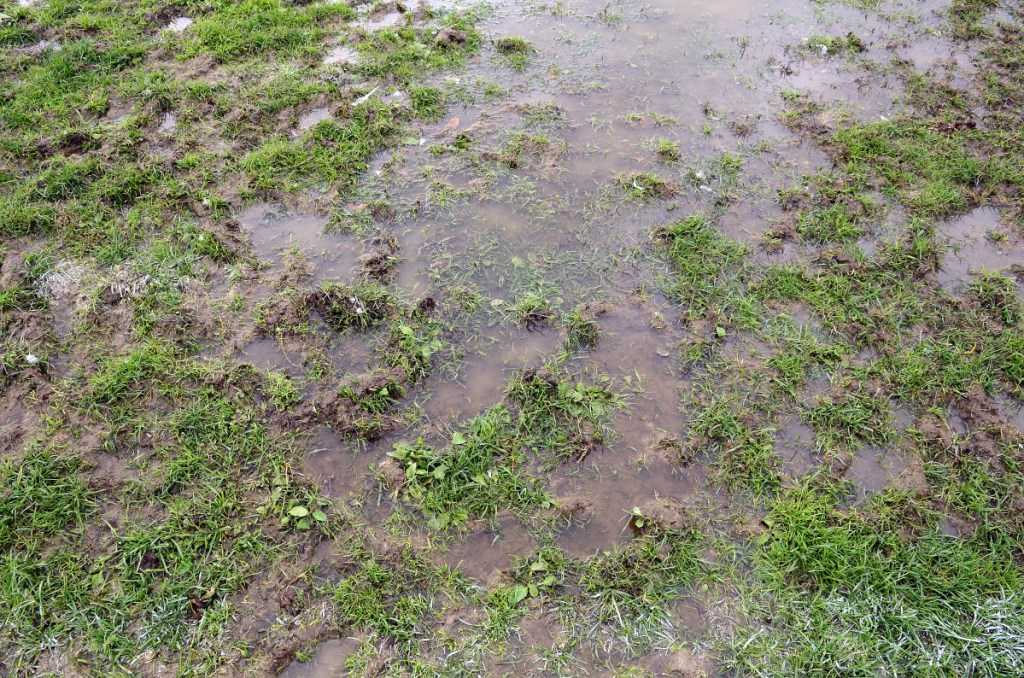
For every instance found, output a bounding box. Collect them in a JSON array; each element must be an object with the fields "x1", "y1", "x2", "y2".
[
  {"x1": 235, "y1": 204, "x2": 361, "y2": 280},
  {"x1": 158, "y1": 113, "x2": 177, "y2": 133},
  {"x1": 898, "y1": 35, "x2": 977, "y2": 86},
  {"x1": 23, "y1": 0, "x2": 1008, "y2": 668},
  {"x1": 552, "y1": 454, "x2": 708, "y2": 558},
  {"x1": 422, "y1": 326, "x2": 559, "y2": 422},
  {"x1": 444, "y1": 514, "x2": 536, "y2": 583},
  {"x1": 844, "y1": 446, "x2": 908, "y2": 499},
  {"x1": 775, "y1": 416, "x2": 818, "y2": 479},
  {"x1": 298, "y1": 107, "x2": 331, "y2": 131},
  {"x1": 323, "y1": 46, "x2": 358, "y2": 66},
  {"x1": 938, "y1": 207, "x2": 1024, "y2": 292},
  {"x1": 302, "y1": 427, "x2": 373, "y2": 499},
  {"x1": 164, "y1": 16, "x2": 193, "y2": 33},
  {"x1": 279, "y1": 637, "x2": 360, "y2": 678},
  {"x1": 235, "y1": 338, "x2": 305, "y2": 379},
  {"x1": 359, "y1": 12, "x2": 405, "y2": 31}
]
